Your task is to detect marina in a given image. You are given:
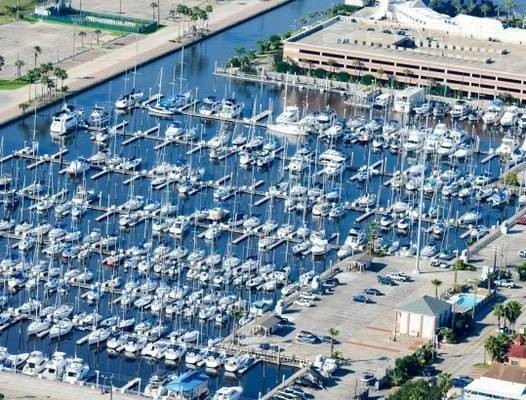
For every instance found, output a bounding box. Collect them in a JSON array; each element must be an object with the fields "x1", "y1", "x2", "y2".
[{"x1": 0, "y1": 0, "x2": 526, "y2": 399}]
